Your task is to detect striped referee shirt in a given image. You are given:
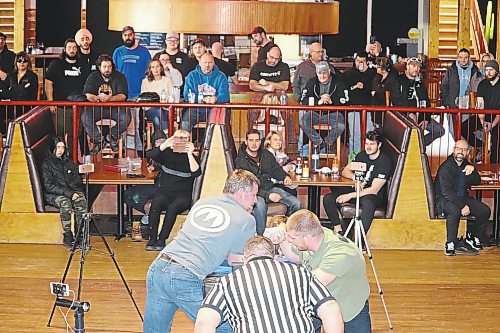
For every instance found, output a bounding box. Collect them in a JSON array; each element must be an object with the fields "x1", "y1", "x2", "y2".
[{"x1": 201, "y1": 256, "x2": 335, "y2": 333}]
